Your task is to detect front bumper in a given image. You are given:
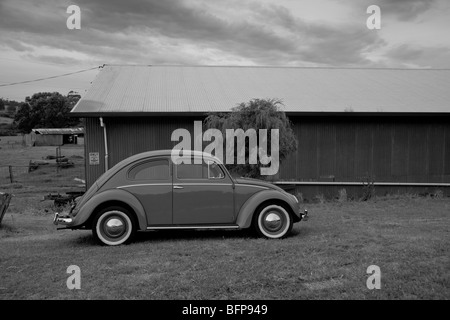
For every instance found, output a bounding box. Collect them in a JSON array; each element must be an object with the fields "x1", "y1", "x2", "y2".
[{"x1": 53, "y1": 212, "x2": 73, "y2": 225}]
